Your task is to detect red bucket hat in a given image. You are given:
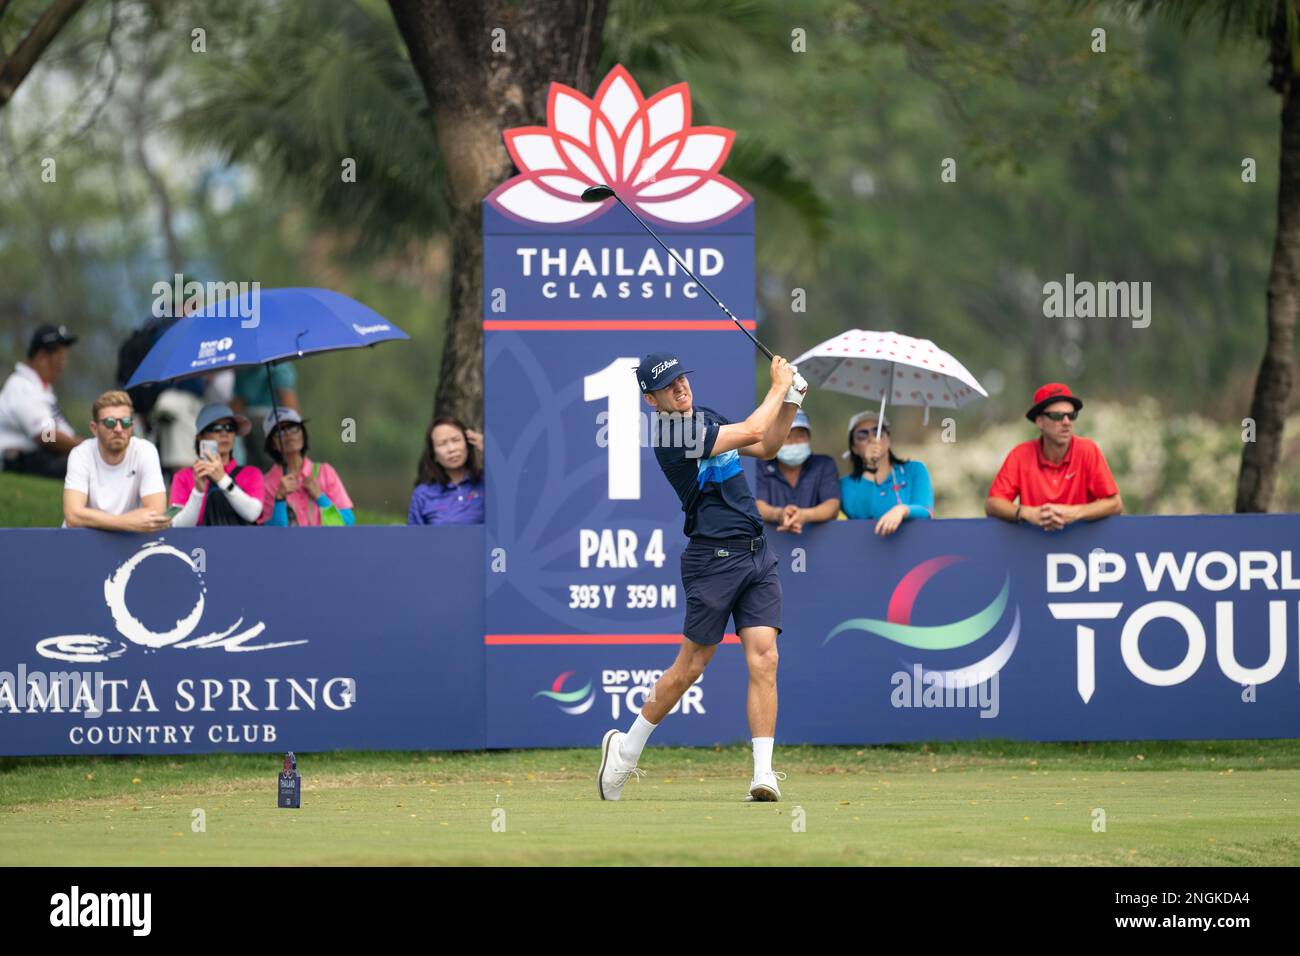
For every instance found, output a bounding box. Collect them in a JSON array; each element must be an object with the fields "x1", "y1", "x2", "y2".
[{"x1": 1026, "y1": 383, "x2": 1083, "y2": 422}]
